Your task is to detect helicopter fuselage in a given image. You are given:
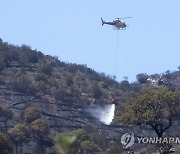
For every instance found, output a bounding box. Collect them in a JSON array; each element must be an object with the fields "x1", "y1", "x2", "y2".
[{"x1": 113, "y1": 21, "x2": 126, "y2": 29}]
